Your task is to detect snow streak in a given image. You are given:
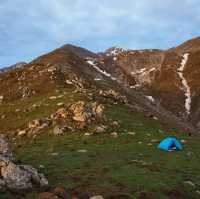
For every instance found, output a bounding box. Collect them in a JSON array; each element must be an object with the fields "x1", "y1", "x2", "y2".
[{"x1": 177, "y1": 53, "x2": 191, "y2": 115}]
